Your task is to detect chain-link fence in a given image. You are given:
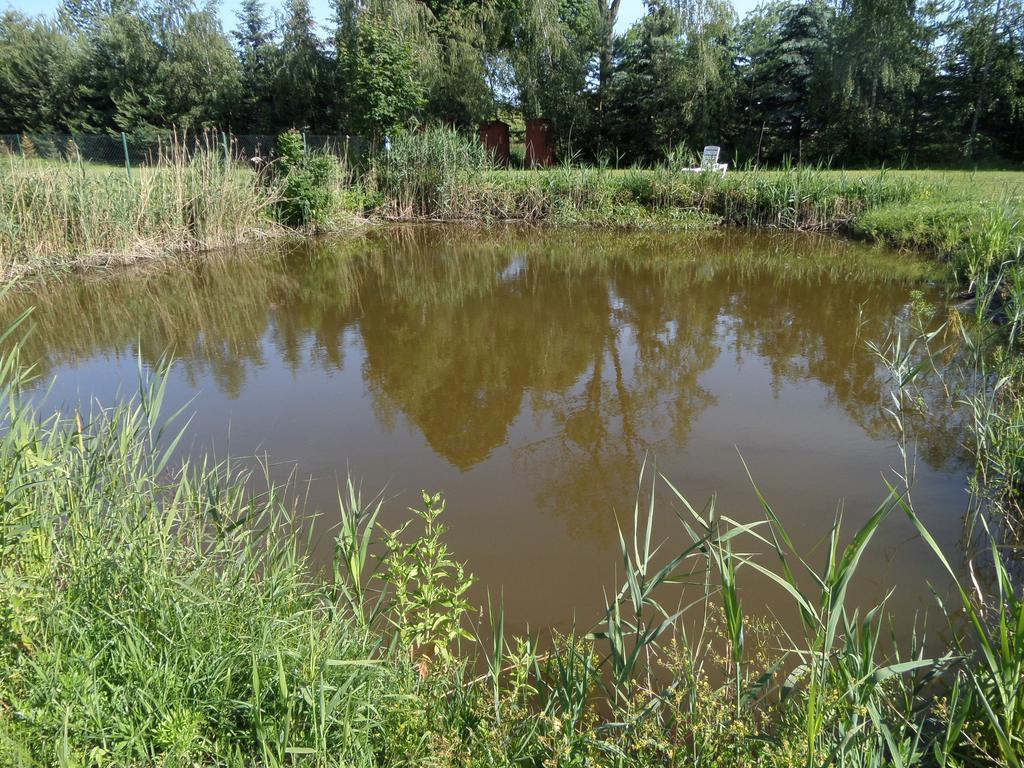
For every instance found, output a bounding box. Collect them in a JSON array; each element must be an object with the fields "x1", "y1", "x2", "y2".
[{"x1": 0, "y1": 132, "x2": 371, "y2": 169}]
